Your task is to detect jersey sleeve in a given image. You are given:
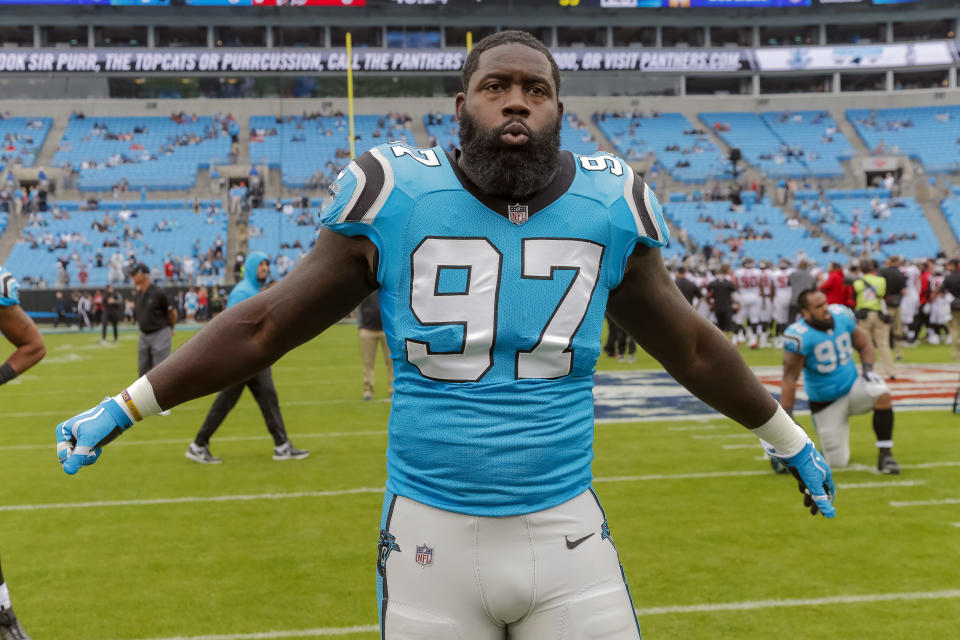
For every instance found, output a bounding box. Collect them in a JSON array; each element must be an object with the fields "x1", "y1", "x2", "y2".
[
  {"x1": 830, "y1": 304, "x2": 857, "y2": 333},
  {"x1": 318, "y1": 146, "x2": 411, "y2": 284},
  {"x1": 0, "y1": 269, "x2": 21, "y2": 307},
  {"x1": 782, "y1": 324, "x2": 805, "y2": 355},
  {"x1": 605, "y1": 164, "x2": 670, "y2": 288}
]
